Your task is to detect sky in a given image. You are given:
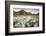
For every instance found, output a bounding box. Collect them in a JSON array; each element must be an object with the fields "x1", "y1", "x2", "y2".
[{"x1": 13, "y1": 8, "x2": 39, "y2": 14}]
